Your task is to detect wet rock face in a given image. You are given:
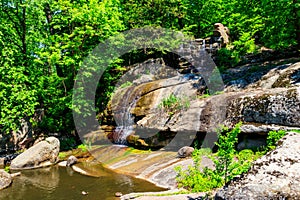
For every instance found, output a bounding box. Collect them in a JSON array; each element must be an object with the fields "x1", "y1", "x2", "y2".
[
  {"x1": 0, "y1": 170, "x2": 12, "y2": 190},
  {"x1": 215, "y1": 132, "x2": 300, "y2": 200},
  {"x1": 10, "y1": 137, "x2": 60, "y2": 170}
]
